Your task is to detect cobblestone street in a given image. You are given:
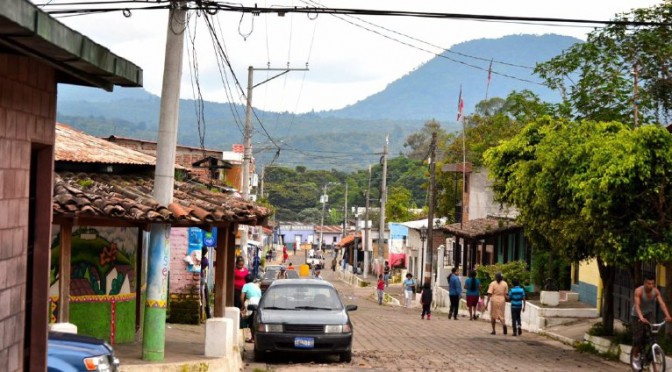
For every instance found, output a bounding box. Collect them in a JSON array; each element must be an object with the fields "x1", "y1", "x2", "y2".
[{"x1": 243, "y1": 264, "x2": 623, "y2": 371}]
